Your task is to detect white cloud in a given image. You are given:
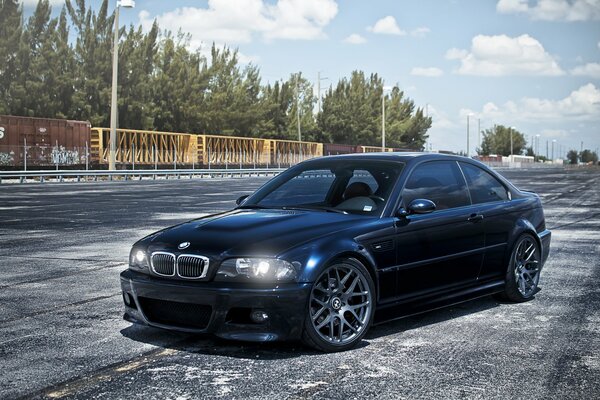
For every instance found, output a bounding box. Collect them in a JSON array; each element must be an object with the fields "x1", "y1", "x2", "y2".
[
  {"x1": 497, "y1": 0, "x2": 600, "y2": 21},
  {"x1": 571, "y1": 62, "x2": 600, "y2": 78},
  {"x1": 367, "y1": 16, "x2": 406, "y2": 35},
  {"x1": 410, "y1": 67, "x2": 444, "y2": 77},
  {"x1": 540, "y1": 129, "x2": 569, "y2": 138},
  {"x1": 139, "y1": 0, "x2": 338, "y2": 45},
  {"x1": 464, "y1": 83, "x2": 600, "y2": 122},
  {"x1": 410, "y1": 27, "x2": 431, "y2": 38},
  {"x1": 343, "y1": 33, "x2": 367, "y2": 44},
  {"x1": 446, "y1": 34, "x2": 565, "y2": 76}
]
